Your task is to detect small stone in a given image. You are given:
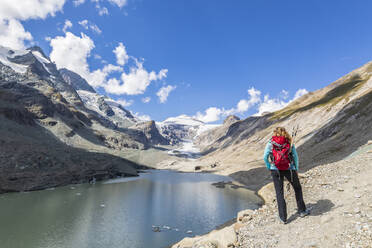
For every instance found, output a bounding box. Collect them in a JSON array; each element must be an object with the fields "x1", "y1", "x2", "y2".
[
  {"x1": 362, "y1": 225, "x2": 369, "y2": 231},
  {"x1": 354, "y1": 194, "x2": 361, "y2": 198},
  {"x1": 337, "y1": 188, "x2": 344, "y2": 192},
  {"x1": 186, "y1": 230, "x2": 193, "y2": 234}
]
